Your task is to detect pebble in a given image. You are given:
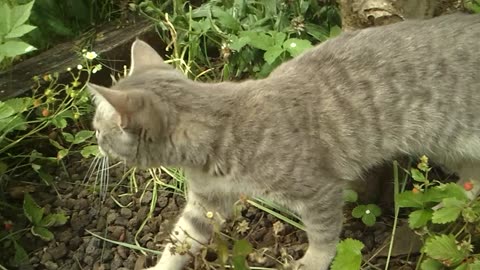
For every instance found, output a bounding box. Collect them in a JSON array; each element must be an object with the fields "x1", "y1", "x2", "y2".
[
  {"x1": 83, "y1": 255, "x2": 94, "y2": 266},
  {"x1": 124, "y1": 253, "x2": 137, "y2": 268},
  {"x1": 141, "y1": 191, "x2": 153, "y2": 204},
  {"x1": 96, "y1": 216, "x2": 107, "y2": 230},
  {"x1": 137, "y1": 206, "x2": 149, "y2": 221},
  {"x1": 139, "y1": 233, "x2": 153, "y2": 245},
  {"x1": 68, "y1": 236, "x2": 82, "y2": 250},
  {"x1": 74, "y1": 198, "x2": 89, "y2": 210},
  {"x1": 119, "y1": 196, "x2": 131, "y2": 206},
  {"x1": 44, "y1": 261, "x2": 59, "y2": 270},
  {"x1": 157, "y1": 196, "x2": 168, "y2": 208},
  {"x1": 40, "y1": 252, "x2": 53, "y2": 264},
  {"x1": 114, "y1": 216, "x2": 129, "y2": 226},
  {"x1": 106, "y1": 212, "x2": 118, "y2": 225},
  {"x1": 48, "y1": 243, "x2": 68, "y2": 260},
  {"x1": 57, "y1": 230, "x2": 73, "y2": 243},
  {"x1": 70, "y1": 212, "x2": 91, "y2": 231},
  {"x1": 111, "y1": 254, "x2": 123, "y2": 270},
  {"x1": 120, "y1": 208, "x2": 132, "y2": 218},
  {"x1": 127, "y1": 216, "x2": 138, "y2": 228},
  {"x1": 117, "y1": 245, "x2": 128, "y2": 259},
  {"x1": 85, "y1": 238, "x2": 100, "y2": 254},
  {"x1": 109, "y1": 225, "x2": 125, "y2": 240}
]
